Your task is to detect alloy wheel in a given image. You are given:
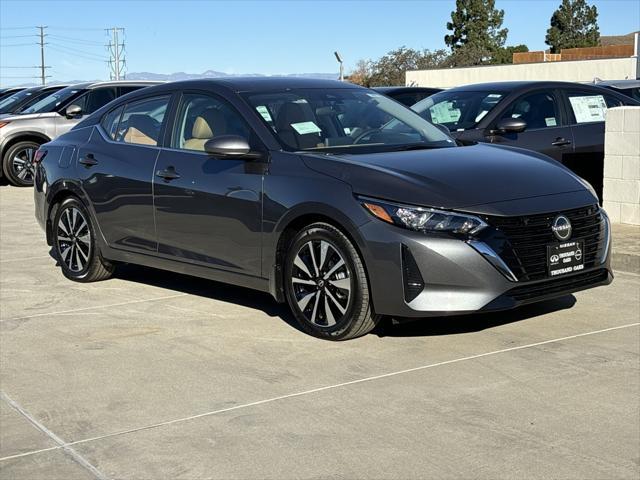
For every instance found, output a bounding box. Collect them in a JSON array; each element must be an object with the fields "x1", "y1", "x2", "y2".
[
  {"x1": 290, "y1": 240, "x2": 352, "y2": 327},
  {"x1": 10, "y1": 146, "x2": 36, "y2": 184},
  {"x1": 57, "y1": 207, "x2": 92, "y2": 273}
]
